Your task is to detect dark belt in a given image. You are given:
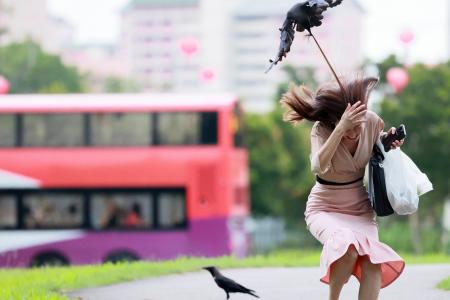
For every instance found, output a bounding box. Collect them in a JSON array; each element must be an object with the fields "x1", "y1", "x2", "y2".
[{"x1": 316, "y1": 176, "x2": 364, "y2": 186}]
